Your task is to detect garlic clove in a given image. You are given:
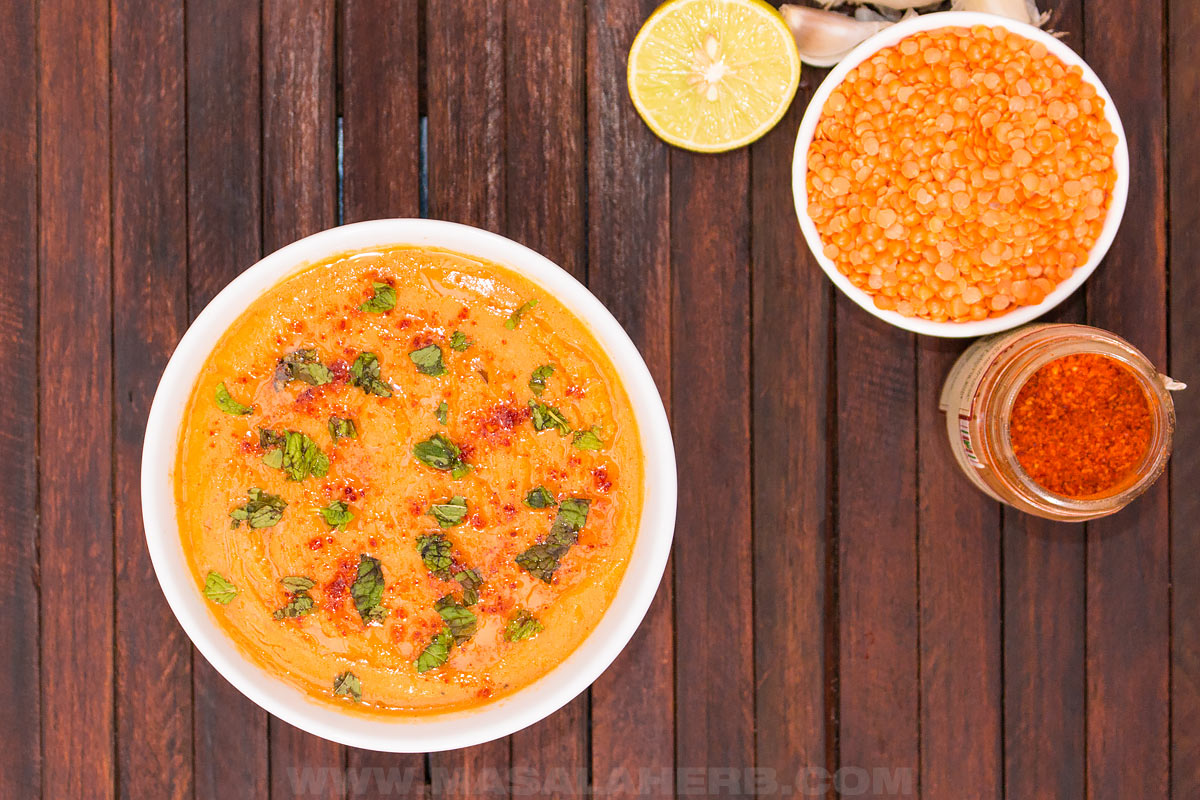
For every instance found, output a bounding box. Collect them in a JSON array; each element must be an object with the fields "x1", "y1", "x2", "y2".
[
  {"x1": 950, "y1": 0, "x2": 1049, "y2": 26},
  {"x1": 779, "y1": 4, "x2": 892, "y2": 67}
]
